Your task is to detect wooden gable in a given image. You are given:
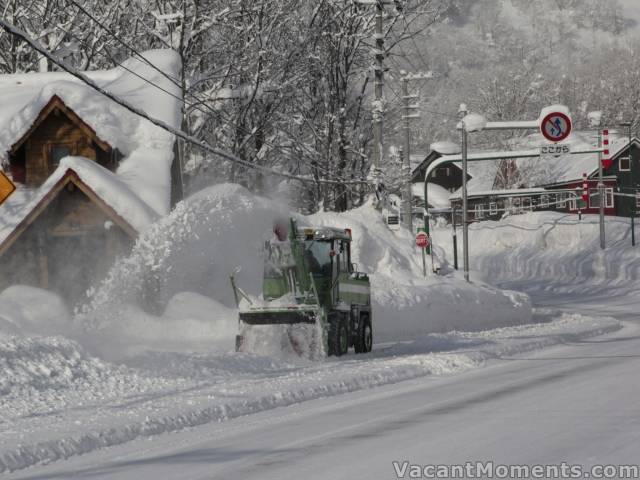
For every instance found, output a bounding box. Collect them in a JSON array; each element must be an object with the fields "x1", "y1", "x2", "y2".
[
  {"x1": 0, "y1": 169, "x2": 139, "y2": 301},
  {"x1": 0, "y1": 169, "x2": 137, "y2": 258},
  {"x1": 10, "y1": 95, "x2": 111, "y2": 155},
  {"x1": 8, "y1": 95, "x2": 119, "y2": 187}
]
